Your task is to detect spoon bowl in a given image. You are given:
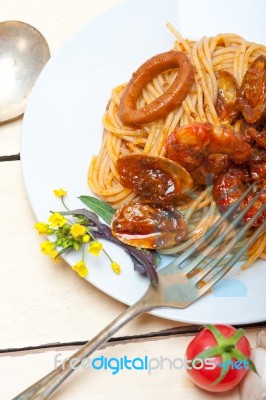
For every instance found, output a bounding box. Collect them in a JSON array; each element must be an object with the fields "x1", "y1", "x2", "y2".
[{"x1": 0, "y1": 21, "x2": 50, "y2": 122}]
